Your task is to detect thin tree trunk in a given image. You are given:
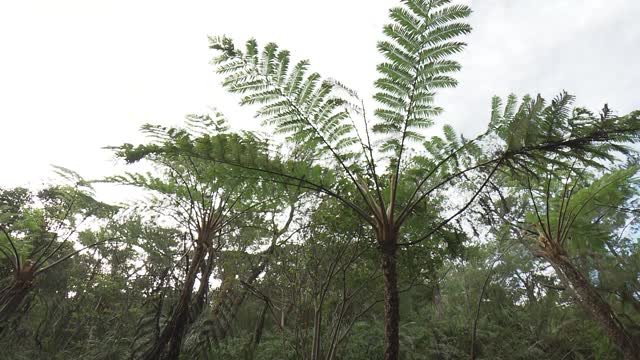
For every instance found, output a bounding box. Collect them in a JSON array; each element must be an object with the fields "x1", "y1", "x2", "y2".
[
  {"x1": 470, "y1": 264, "x2": 494, "y2": 360},
  {"x1": 548, "y1": 254, "x2": 639, "y2": 360},
  {"x1": 243, "y1": 301, "x2": 269, "y2": 360},
  {"x1": 432, "y1": 279, "x2": 443, "y2": 319},
  {"x1": 381, "y1": 240, "x2": 400, "y2": 360},
  {"x1": 311, "y1": 308, "x2": 322, "y2": 360}
]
